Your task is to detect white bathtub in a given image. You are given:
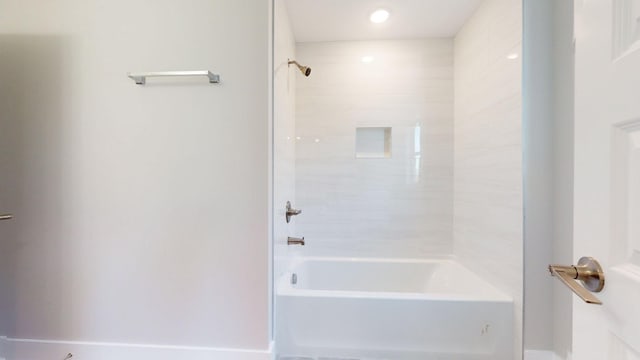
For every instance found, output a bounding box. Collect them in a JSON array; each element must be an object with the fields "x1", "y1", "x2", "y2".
[{"x1": 276, "y1": 257, "x2": 513, "y2": 360}]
